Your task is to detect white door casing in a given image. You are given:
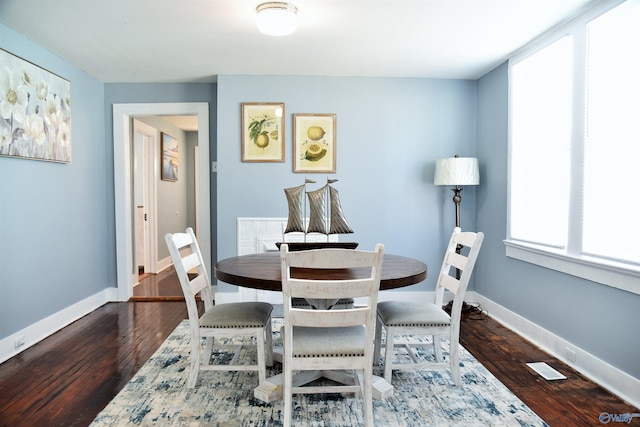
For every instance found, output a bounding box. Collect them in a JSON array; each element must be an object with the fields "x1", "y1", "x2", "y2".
[{"x1": 113, "y1": 102, "x2": 210, "y2": 301}]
